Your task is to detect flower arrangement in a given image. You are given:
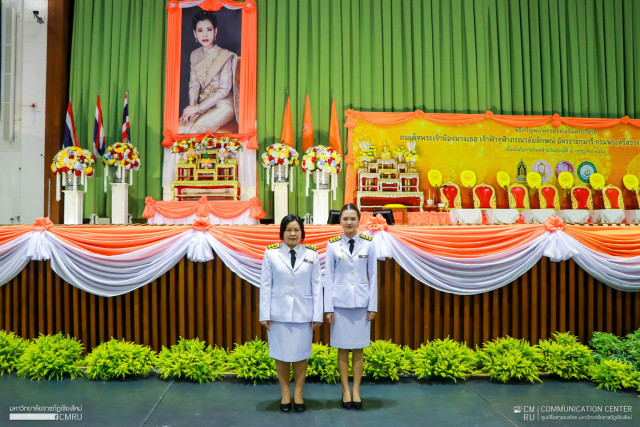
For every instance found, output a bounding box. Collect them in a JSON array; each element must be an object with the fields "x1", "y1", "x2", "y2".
[
  {"x1": 301, "y1": 145, "x2": 342, "y2": 174},
  {"x1": 51, "y1": 146, "x2": 95, "y2": 200},
  {"x1": 51, "y1": 146, "x2": 95, "y2": 177},
  {"x1": 102, "y1": 142, "x2": 141, "y2": 190},
  {"x1": 393, "y1": 146, "x2": 407, "y2": 161},
  {"x1": 102, "y1": 142, "x2": 141, "y2": 170},
  {"x1": 405, "y1": 149, "x2": 419, "y2": 163},
  {"x1": 356, "y1": 144, "x2": 378, "y2": 168},
  {"x1": 218, "y1": 138, "x2": 244, "y2": 158},
  {"x1": 172, "y1": 138, "x2": 198, "y2": 154},
  {"x1": 405, "y1": 141, "x2": 419, "y2": 163},
  {"x1": 262, "y1": 143, "x2": 299, "y2": 191},
  {"x1": 261, "y1": 143, "x2": 299, "y2": 167},
  {"x1": 302, "y1": 145, "x2": 342, "y2": 200}
]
